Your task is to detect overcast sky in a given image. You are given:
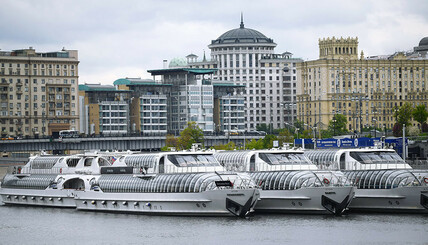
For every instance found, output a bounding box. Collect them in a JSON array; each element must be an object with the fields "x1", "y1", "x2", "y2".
[{"x1": 1, "y1": 0, "x2": 427, "y2": 84}]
